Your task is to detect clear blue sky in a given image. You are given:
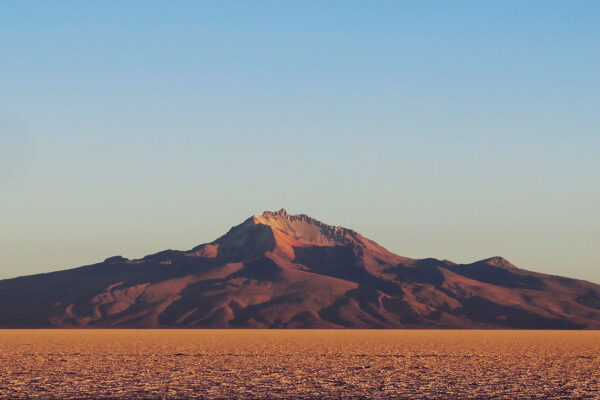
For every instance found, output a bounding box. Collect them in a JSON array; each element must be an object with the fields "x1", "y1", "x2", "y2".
[{"x1": 1, "y1": 1, "x2": 599, "y2": 282}]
